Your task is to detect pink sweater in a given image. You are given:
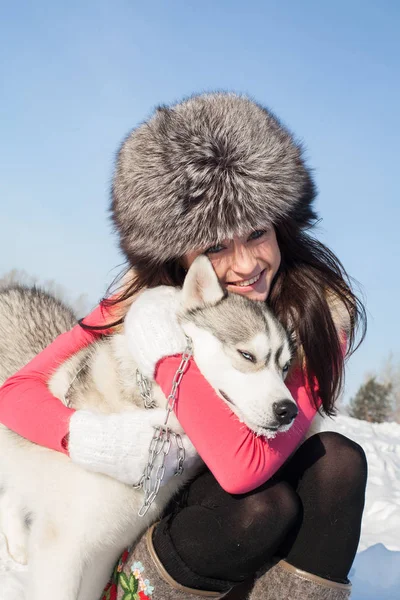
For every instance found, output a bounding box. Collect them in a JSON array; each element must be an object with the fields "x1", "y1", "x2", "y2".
[{"x1": 0, "y1": 301, "x2": 320, "y2": 494}]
